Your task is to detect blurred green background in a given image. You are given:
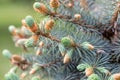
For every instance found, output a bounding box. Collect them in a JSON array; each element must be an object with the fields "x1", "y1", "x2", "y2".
[{"x1": 0, "y1": 0, "x2": 37, "y2": 79}]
